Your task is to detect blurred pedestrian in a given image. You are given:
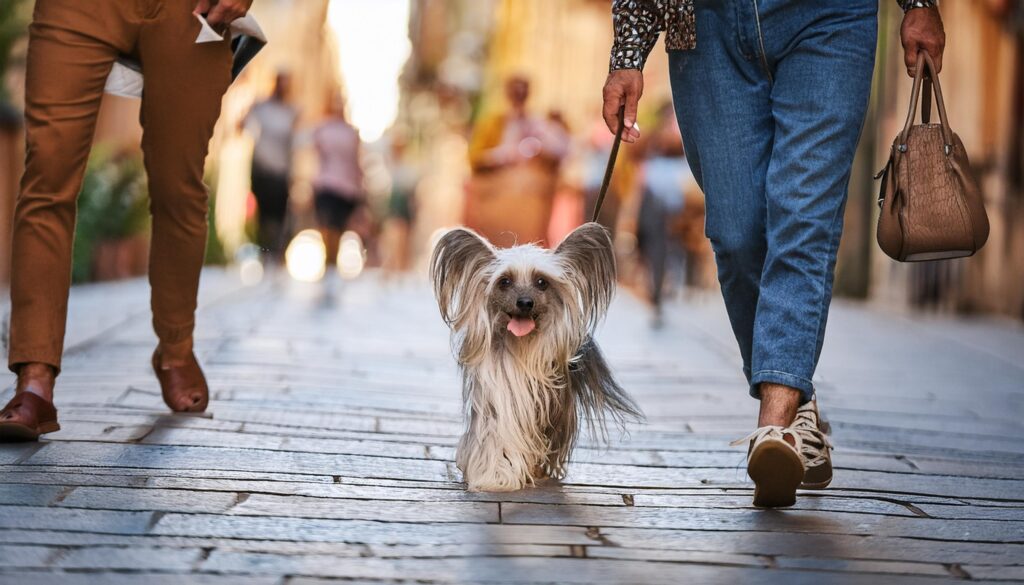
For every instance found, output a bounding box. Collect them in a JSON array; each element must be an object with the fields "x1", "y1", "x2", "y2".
[
  {"x1": 465, "y1": 76, "x2": 568, "y2": 247},
  {"x1": 311, "y1": 93, "x2": 364, "y2": 276},
  {"x1": 468, "y1": 76, "x2": 568, "y2": 173},
  {"x1": 542, "y1": 110, "x2": 583, "y2": 245},
  {"x1": 602, "y1": 0, "x2": 946, "y2": 506},
  {"x1": 1, "y1": 0, "x2": 254, "y2": 442},
  {"x1": 243, "y1": 71, "x2": 298, "y2": 260},
  {"x1": 380, "y1": 135, "x2": 419, "y2": 276},
  {"x1": 635, "y1": 102, "x2": 692, "y2": 326}
]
